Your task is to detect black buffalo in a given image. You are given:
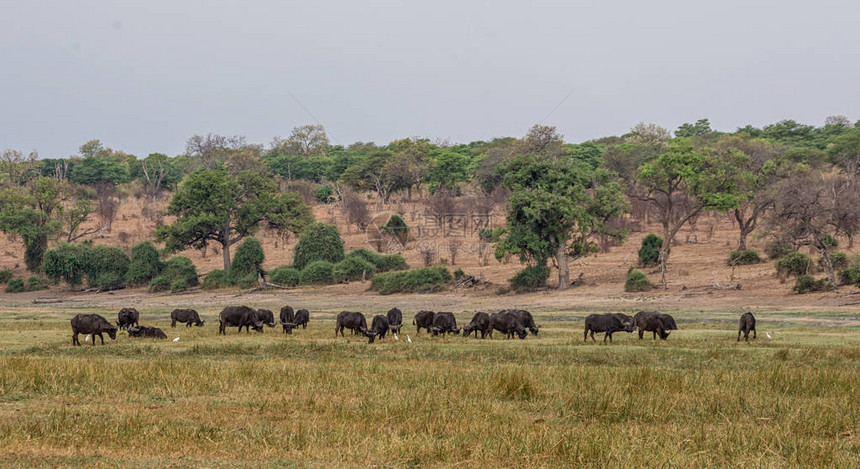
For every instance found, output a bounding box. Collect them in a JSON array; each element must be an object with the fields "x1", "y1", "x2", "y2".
[
  {"x1": 462, "y1": 312, "x2": 491, "y2": 339},
  {"x1": 366, "y1": 315, "x2": 390, "y2": 343},
  {"x1": 71, "y1": 314, "x2": 118, "y2": 346},
  {"x1": 505, "y1": 309, "x2": 539, "y2": 335},
  {"x1": 219, "y1": 306, "x2": 264, "y2": 334},
  {"x1": 584, "y1": 313, "x2": 634, "y2": 343},
  {"x1": 738, "y1": 312, "x2": 756, "y2": 342},
  {"x1": 387, "y1": 307, "x2": 403, "y2": 335},
  {"x1": 127, "y1": 326, "x2": 168, "y2": 339},
  {"x1": 489, "y1": 311, "x2": 527, "y2": 339},
  {"x1": 633, "y1": 311, "x2": 678, "y2": 340},
  {"x1": 335, "y1": 311, "x2": 368, "y2": 337},
  {"x1": 280, "y1": 306, "x2": 295, "y2": 333},
  {"x1": 116, "y1": 307, "x2": 139, "y2": 330},
  {"x1": 413, "y1": 310, "x2": 435, "y2": 334},
  {"x1": 256, "y1": 309, "x2": 276, "y2": 327},
  {"x1": 170, "y1": 309, "x2": 204, "y2": 327},
  {"x1": 293, "y1": 309, "x2": 310, "y2": 329},
  {"x1": 431, "y1": 312, "x2": 460, "y2": 336}
]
